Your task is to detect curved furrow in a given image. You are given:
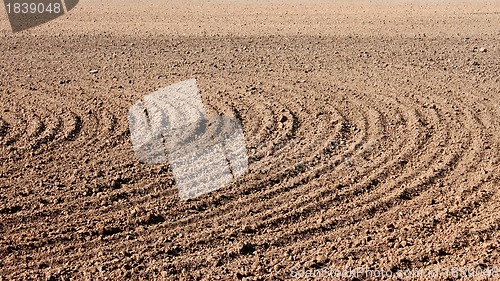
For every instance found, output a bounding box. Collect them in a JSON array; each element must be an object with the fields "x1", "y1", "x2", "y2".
[
  {"x1": 58, "y1": 110, "x2": 83, "y2": 142},
  {"x1": 156, "y1": 82, "x2": 458, "y2": 266},
  {"x1": 0, "y1": 103, "x2": 28, "y2": 149},
  {"x1": 246, "y1": 88, "x2": 489, "y2": 268},
  {"x1": 38, "y1": 77, "x2": 492, "y2": 272},
  {"x1": 0, "y1": 92, "x2": 142, "y2": 246},
  {"x1": 0, "y1": 77, "x2": 484, "y2": 276},
  {"x1": 84, "y1": 87, "x2": 404, "y2": 260},
  {"x1": 67, "y1": 82, "x2": 418, "y2": 260},
  {"x1": 2, "y1": 84, "x2": 360, "y2": 260},
  {"x1": 152, "y1": 89, "x2": 440, "y2": 263},
  {"x1": 407, "y1": 93, "x2": 500, "y2": 261},
  {"x1": 3, "y1": 86, "x2": 375, "y2": 267}
]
